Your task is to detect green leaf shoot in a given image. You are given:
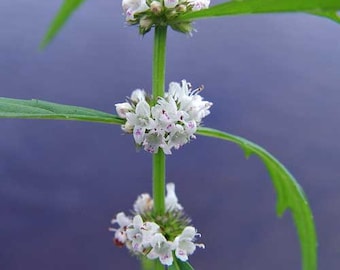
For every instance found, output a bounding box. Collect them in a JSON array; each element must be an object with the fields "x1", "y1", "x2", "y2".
[
  {"x1": 40, "y1": 0, "x2": 85, "y2": 49},
  {"x1": 178, "y1": 0, "x2": 340, "y2": 24},
  {"x1": 0, "y1": 97, "x2": 124, "y2": 125},
  {"x1": 196, "y1": 127, "x2": 317, "y2": 270}
]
